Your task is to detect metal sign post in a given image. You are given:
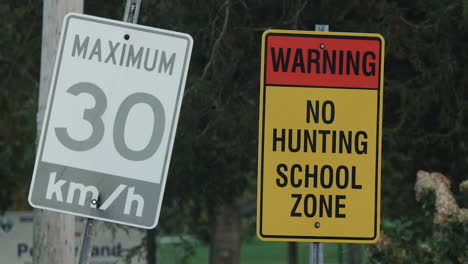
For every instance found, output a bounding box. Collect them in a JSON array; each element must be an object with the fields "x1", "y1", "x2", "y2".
[
  {"x1": 78, "y1": 212, "x2": 95, "y2": 264},
  {"x1": 78, "y1": 1, "x2": 142, "y2": 263},
  {"x1": 307, "y1": 23, "x2": 327, "y2": 264},
  {"x1": 123, "y1": 0, "x2": 142, "y2": 23},
  {"x1": 310, "y1": 242, "x2": 324, "y2": 264}
]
